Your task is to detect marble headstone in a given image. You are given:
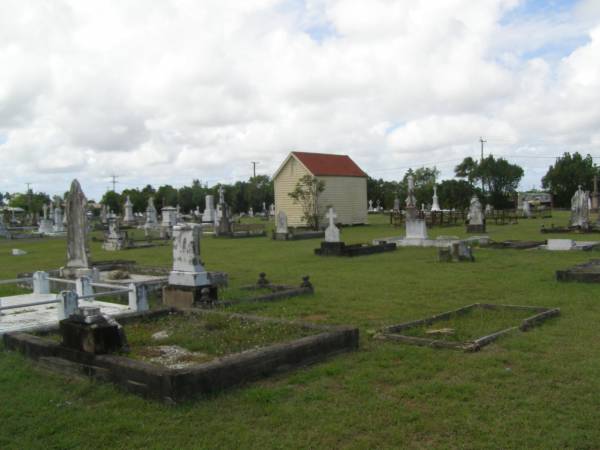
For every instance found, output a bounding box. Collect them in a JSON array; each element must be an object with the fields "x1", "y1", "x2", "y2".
[
  {"x1": 53, "y1": 205, "x2": 65, "y2": 233},
  {"x1": 431, "y1": 186, "x2": 441, "y2": 212},
  {"x1": 123, "y1": 196, "x2": 135, "y2": 224},
  {"x1": 570, "y1": 186, "x2": 590, "y2": 228},
  {"x1": 467, "y1": 195, "x2": 484, "y2": 226},
  {"x1": 168, "y1": 224, "x2": 210, "y2": 286},
  {"x1": 202, "y1": 194, "x2": 216, "y2": 223},
  {"x1": 324, "y1": 207, "x2": 340, "y2": 243},
  {"x1": 276, "y1": 210, "x2": 288, "y2": 234}
]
